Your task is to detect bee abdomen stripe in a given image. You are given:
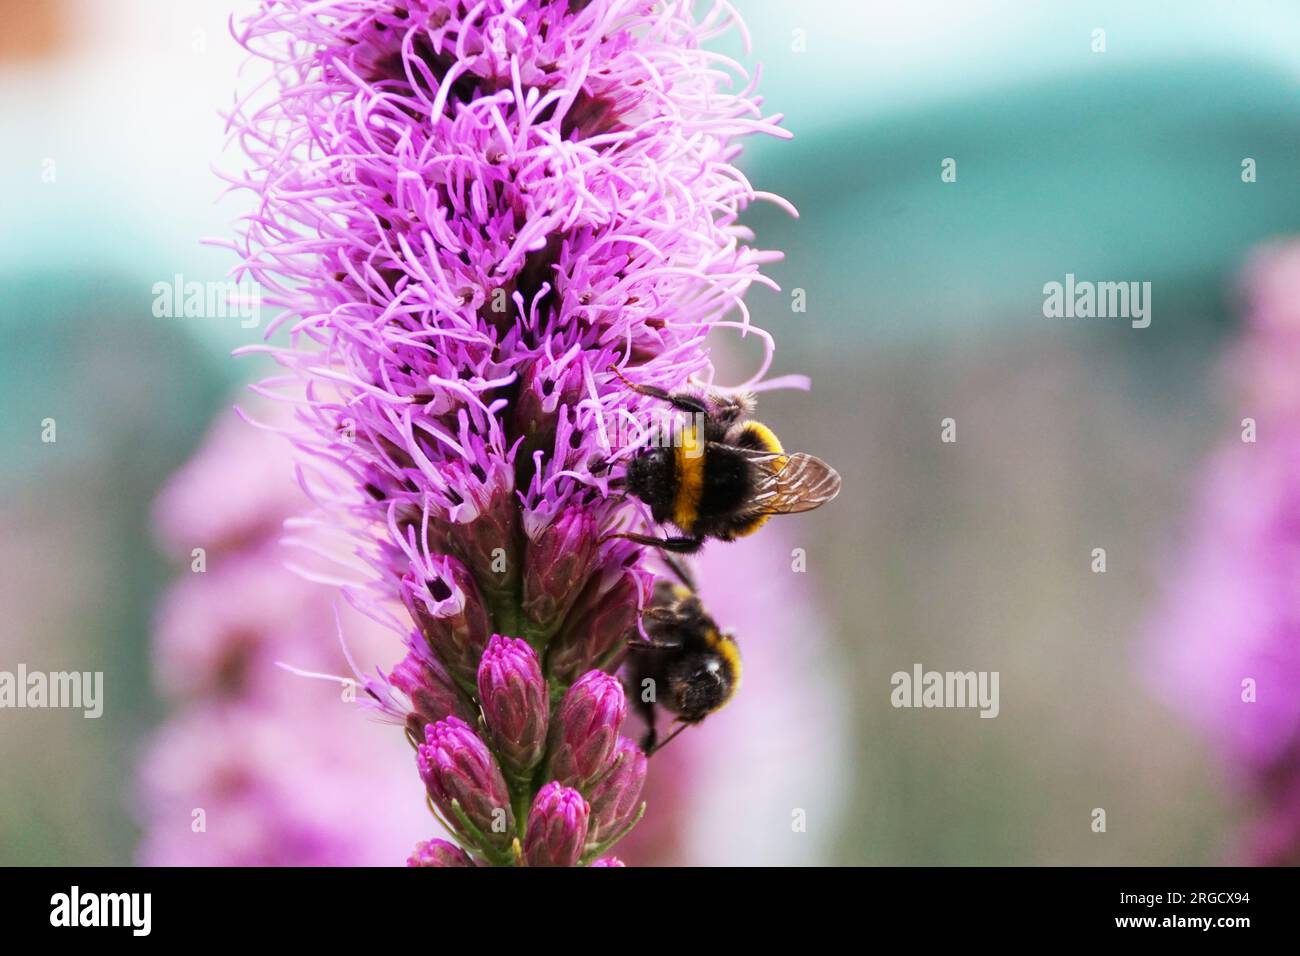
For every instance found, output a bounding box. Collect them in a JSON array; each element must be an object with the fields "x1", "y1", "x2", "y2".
[
  {"x1": 703, "y1": 628, "x2": 742, "y2": 699},
  {"x1": 672, "y1": 421, "x2": 705, "y2": 531},
  {"x1": 739, "y1": 421, "x2": 785, "y2": 455}
]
